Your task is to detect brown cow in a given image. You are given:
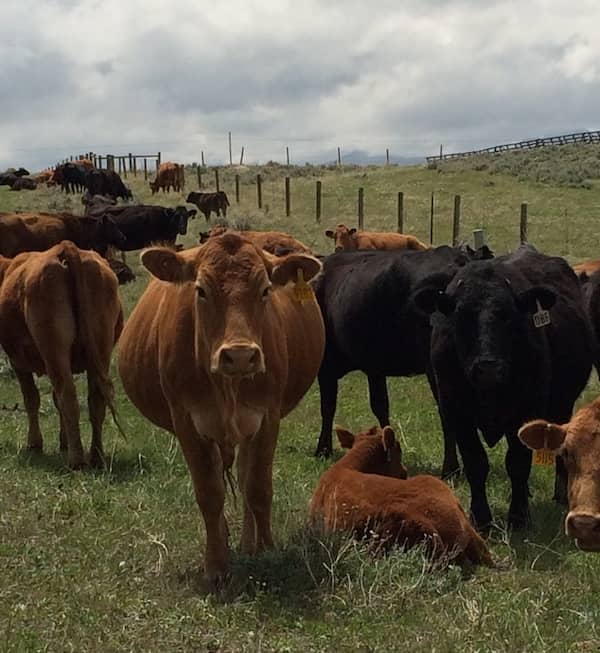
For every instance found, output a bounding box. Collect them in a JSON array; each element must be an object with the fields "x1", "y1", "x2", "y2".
[
  {"x1": 0, "y1": 212, "x2": 126, "y2": 258},
  {"x1": 0, "y1": 241, "x2": 123, "y2": 468},
  {"x1": 519, "y1": 397, "x2": 600, "y2": 552},
  {"x1": 118, "y1": 234, "x2": 325, "y2": 585},
  {"x1": 325, "y1": 223, "x2": 428, "y2": 252},
  {"x1": 149, "y1": 161, "x2": 184, "y2": 194},
  {"x1": 573, "y1": 259, "x2": 600, "y2": 277},
  {"x1": 199, "y1": 226, "x2": 312, "y2": 255},
  {"x1": 310, "y1": 426, "x2": 493, "y2": 565}
]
